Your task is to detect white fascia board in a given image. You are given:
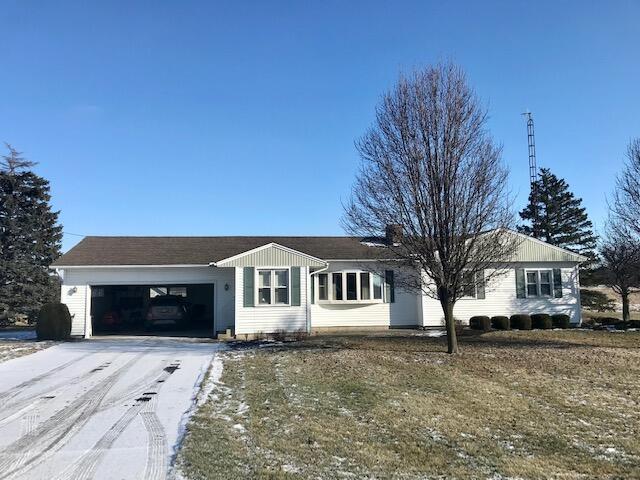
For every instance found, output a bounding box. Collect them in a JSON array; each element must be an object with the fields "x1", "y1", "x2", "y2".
[{"x1": 49, "y1": 264, "x2": 211, "y2": 269}]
